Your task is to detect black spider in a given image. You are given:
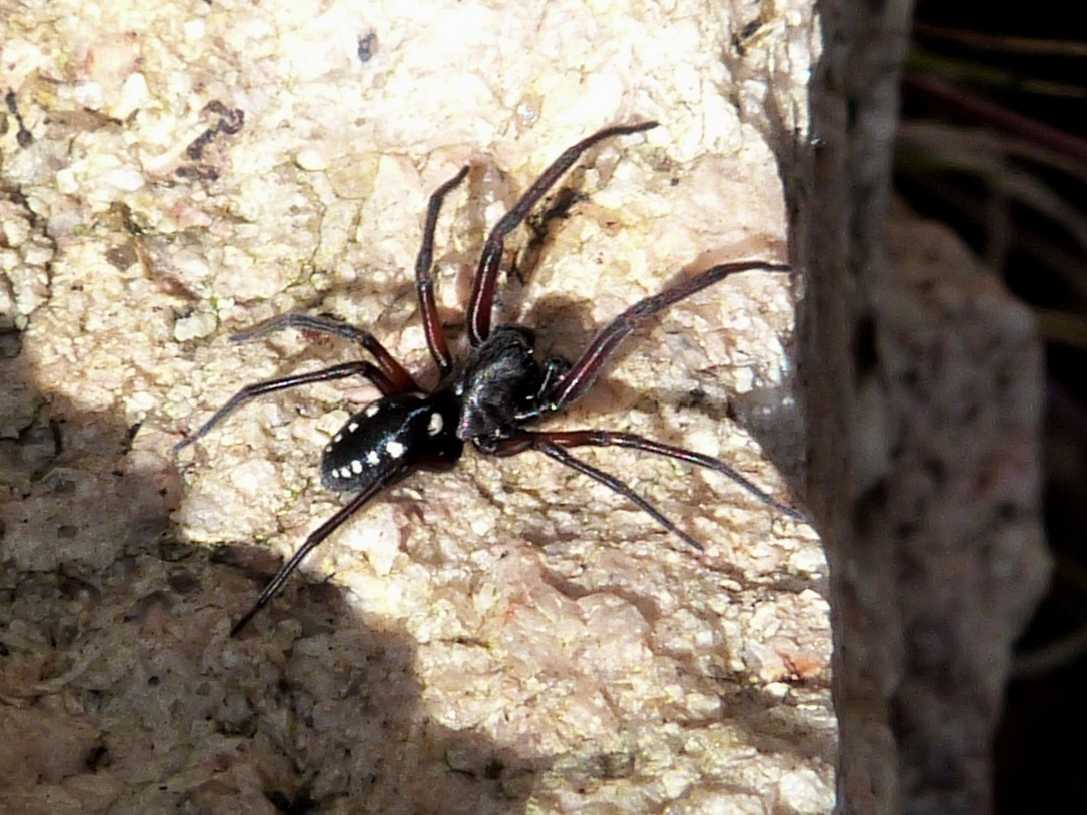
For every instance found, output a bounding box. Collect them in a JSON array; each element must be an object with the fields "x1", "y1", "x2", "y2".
[{"x1": 175, "y1": 121, "x2": 802, "y2": 635}]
